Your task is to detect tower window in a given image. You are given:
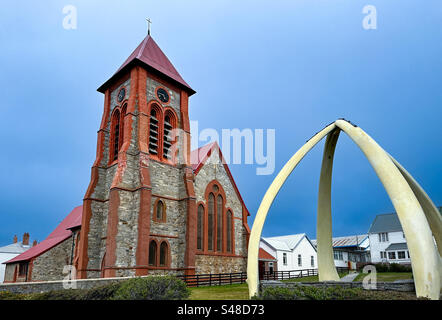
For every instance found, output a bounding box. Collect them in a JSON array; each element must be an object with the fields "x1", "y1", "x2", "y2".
[
  {"x1": 149, "y1": 241, "x2": 157, "y2": 266},
  {"x1": 159, "y1": 242, "x2": 168, "y2": 267},
  {"x1": 149, "y1": 108, "x2": 159, "y2": 155},
  {"x1": 154, "y1": 200, "x2": 166, "y2": 223},
  {"x1": 111, "y1": 109, "x2": 120, "y2": 161},
  {"x1": 163, "y1": 112, "x2": 176, "y2": 161}
]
